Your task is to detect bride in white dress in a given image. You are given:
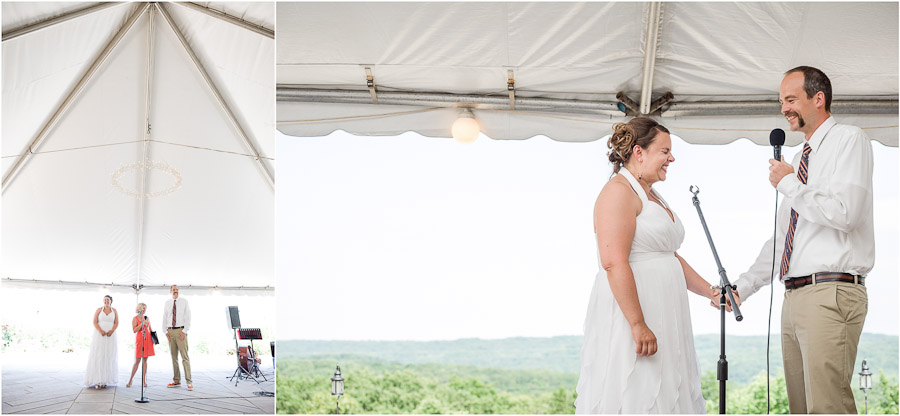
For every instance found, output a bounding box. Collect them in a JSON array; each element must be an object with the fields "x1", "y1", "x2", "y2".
[
  {"x1": 83, "y1": 295, "x2": 119, "y2": 388},
  {"x1": 575, "y1": 117, "x2": 739, "y2": 414}
]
